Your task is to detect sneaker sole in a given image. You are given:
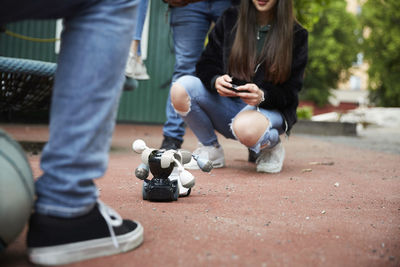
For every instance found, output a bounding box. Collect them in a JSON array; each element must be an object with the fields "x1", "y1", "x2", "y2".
[
  {"x1": 212, "y1": 160, "x2": 225, "y2": 168},
  {"x1": 256, "y1": 164, "x2": 282, "y2": 173},
  {"x1": 133, "y1": 74, "x2": 150, "y2": 80},
  {"x1": 28, "y1": 222, "x2": 144, "y2": 266}
]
